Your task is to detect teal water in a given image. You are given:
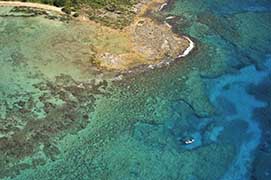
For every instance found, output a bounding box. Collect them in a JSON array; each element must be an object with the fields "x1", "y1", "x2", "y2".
[{"x1": 0, "y1": 0, "x2": 271, "y2": 179}]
